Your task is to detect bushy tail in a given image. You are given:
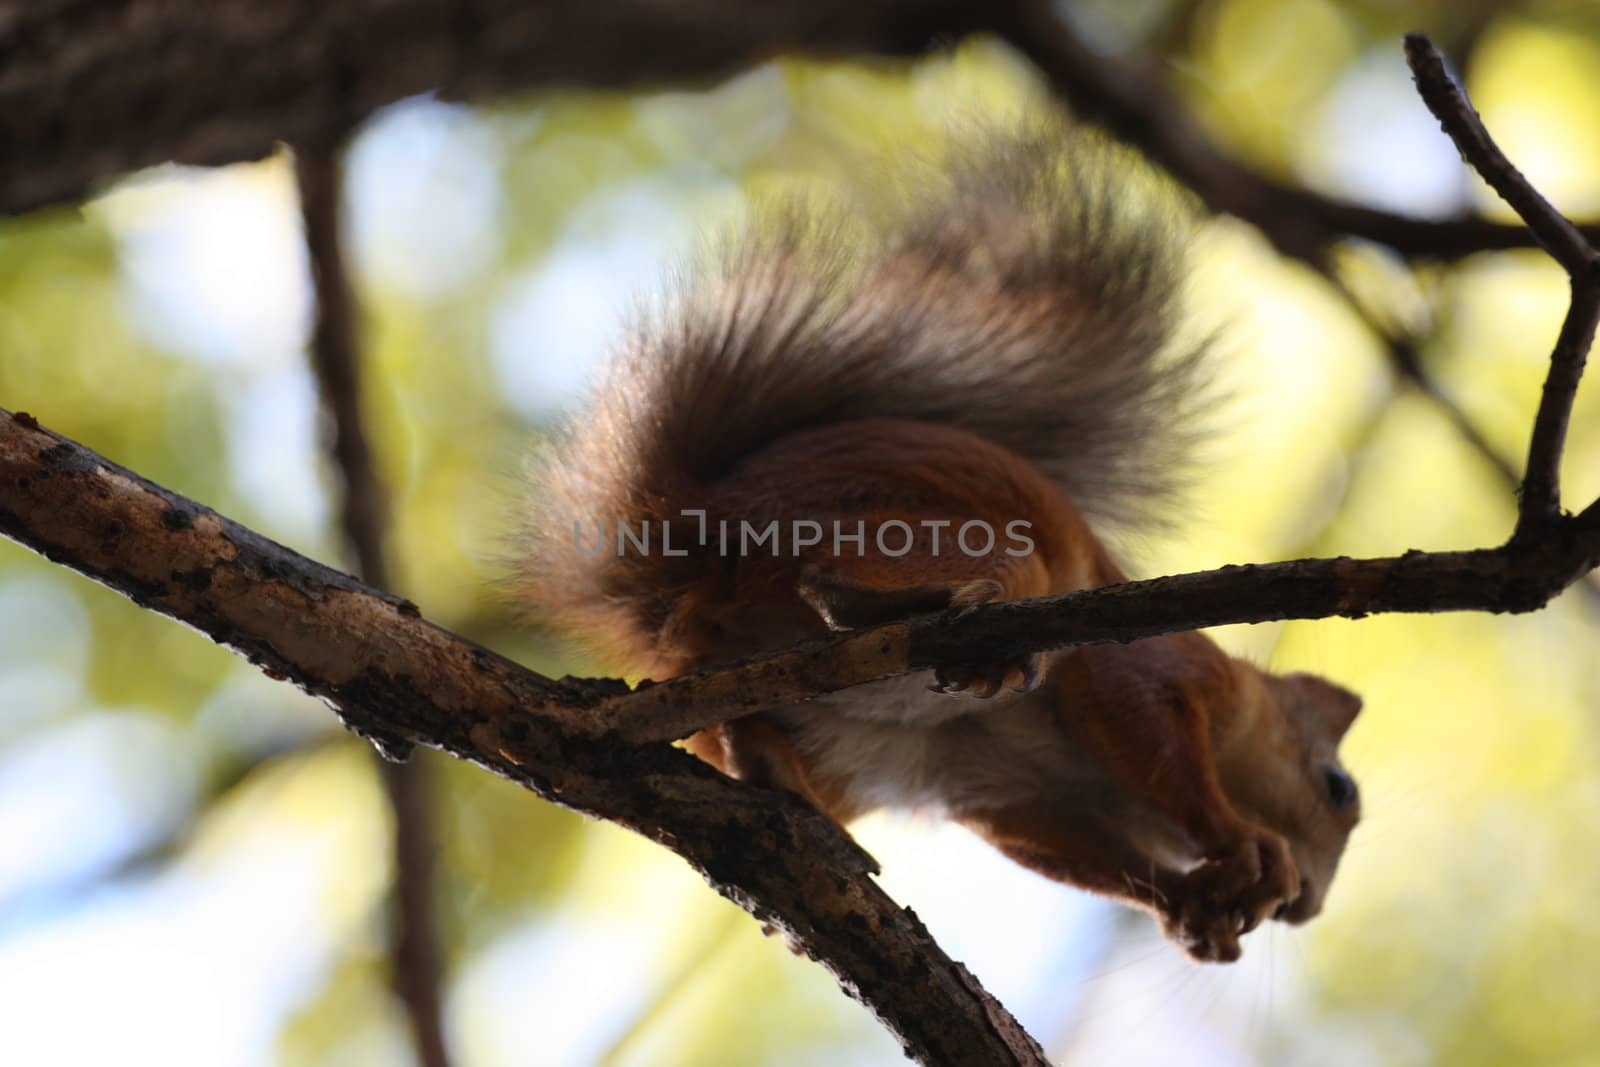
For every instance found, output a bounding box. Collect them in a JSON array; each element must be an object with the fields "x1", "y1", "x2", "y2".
[{"x1": 517, "y1": 119, "x2": 1211, "y2": 667}]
